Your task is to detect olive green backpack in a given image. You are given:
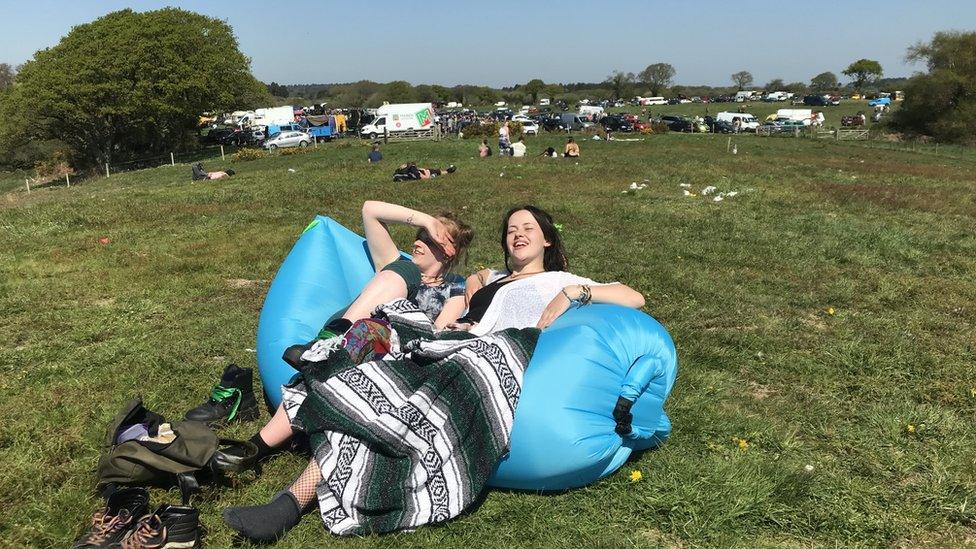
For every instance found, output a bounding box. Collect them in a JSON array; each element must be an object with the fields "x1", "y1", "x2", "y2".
[{"x1": 96, "y1": 397, "x2": 257, "y2": 502}]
